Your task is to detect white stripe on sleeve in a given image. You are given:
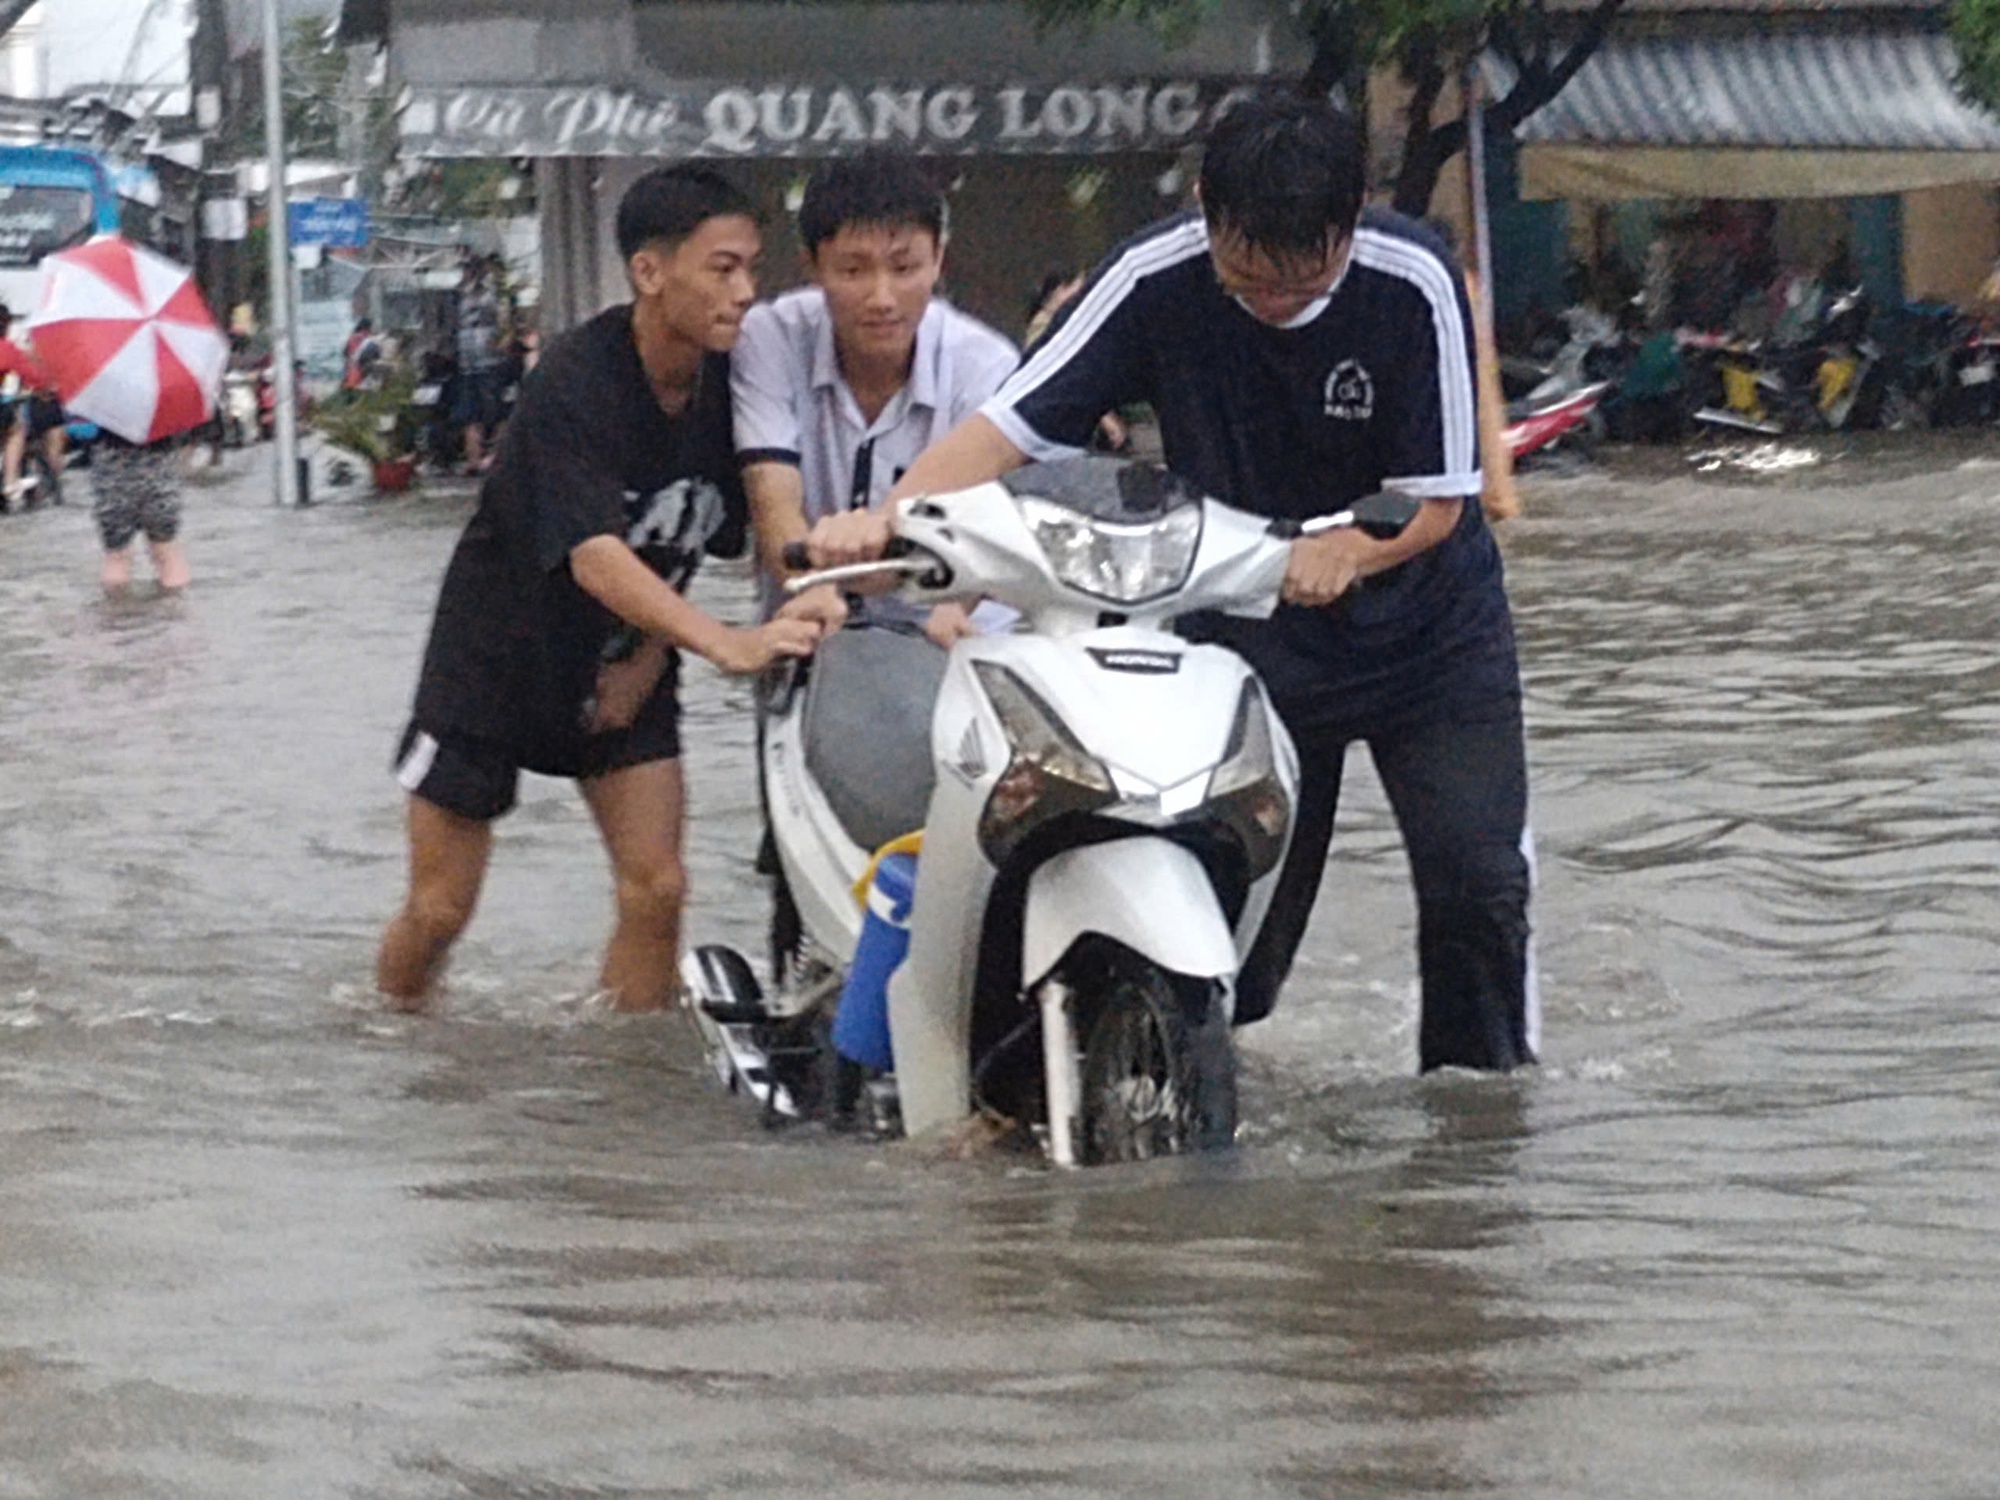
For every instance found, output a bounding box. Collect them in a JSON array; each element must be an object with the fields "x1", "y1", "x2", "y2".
[
  {"x1": 991, "y1": 217, "x2": 1211, "y2": 415},
  {"x1": 980, "y1": 398, "x2": 1086, "y2": 464},
  {"x1": 1350, "y1": 231, "x2": 1479, "y2": 481}
]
